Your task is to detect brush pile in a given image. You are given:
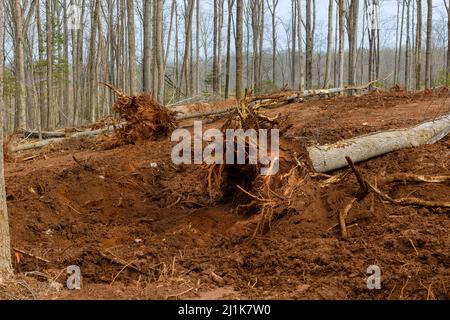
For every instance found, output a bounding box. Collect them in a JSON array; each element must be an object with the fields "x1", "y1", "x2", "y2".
[{"x1": 105, "y1": 83, "x2": 177, "y2": 144}]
